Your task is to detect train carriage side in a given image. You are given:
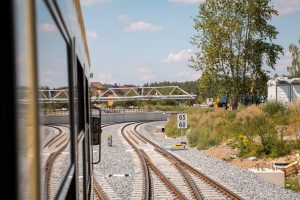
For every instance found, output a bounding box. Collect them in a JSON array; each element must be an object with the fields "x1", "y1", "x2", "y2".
[{"x1": 2, "y1": 0, "x2": 95, "y2": 199}]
